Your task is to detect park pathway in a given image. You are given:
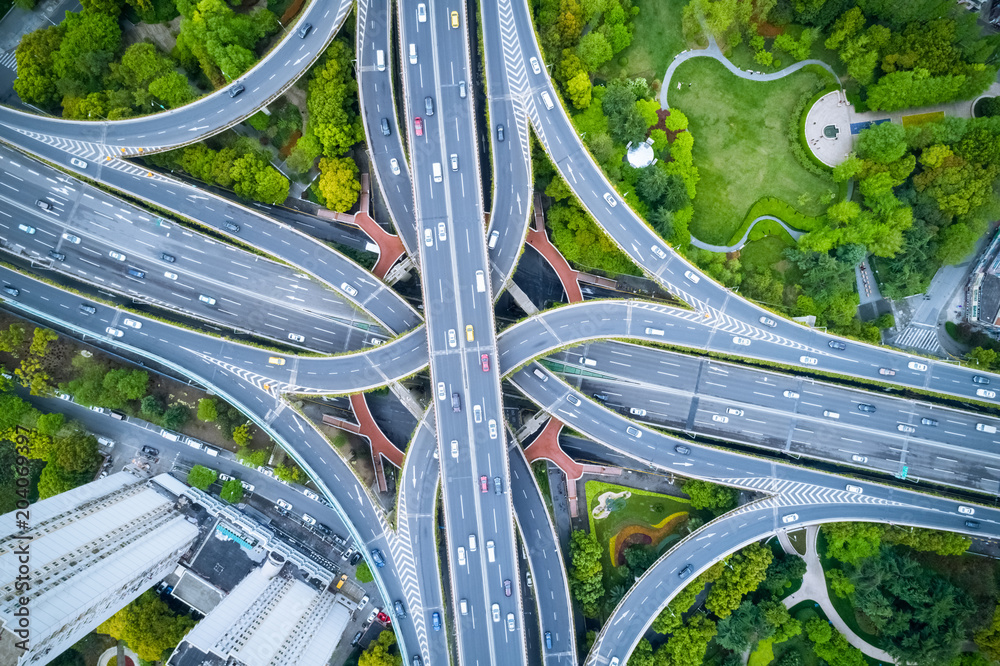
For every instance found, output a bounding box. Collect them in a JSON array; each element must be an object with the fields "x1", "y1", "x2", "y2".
[
  {"x1": 688, "y1": 215, "x2": 805, "y2": 253},
  {"x1": 781, "y1": 526, "x2": 896, "y2": 664}
]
